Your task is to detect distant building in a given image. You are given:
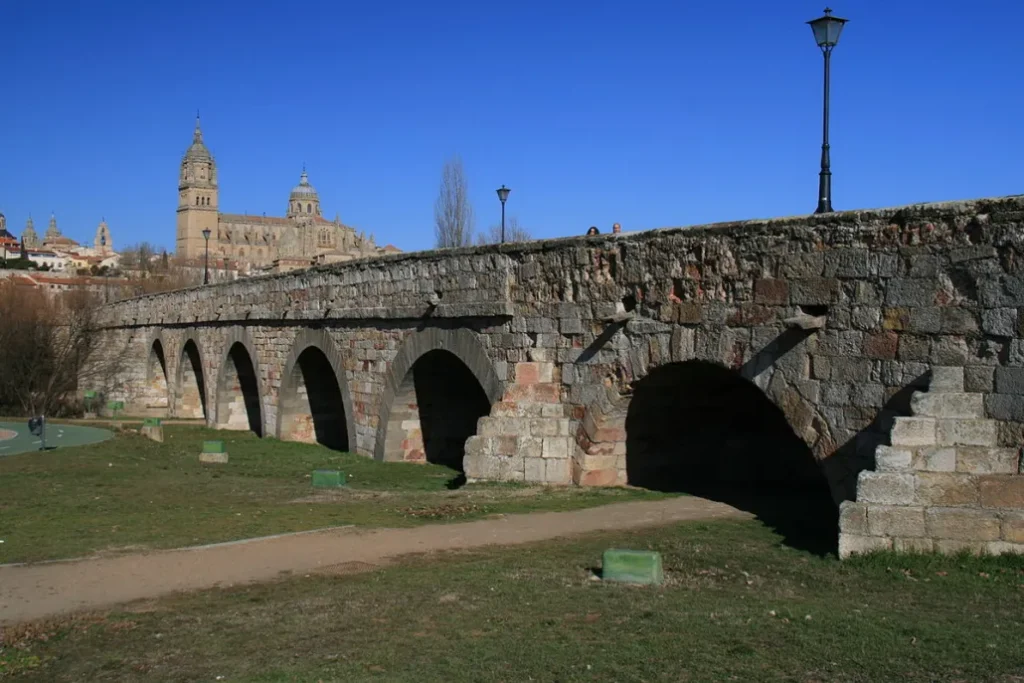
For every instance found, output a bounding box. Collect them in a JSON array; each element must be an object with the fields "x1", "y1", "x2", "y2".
[{"x1": 175, "y1": 115, "x2": 396, "y2": 270}]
